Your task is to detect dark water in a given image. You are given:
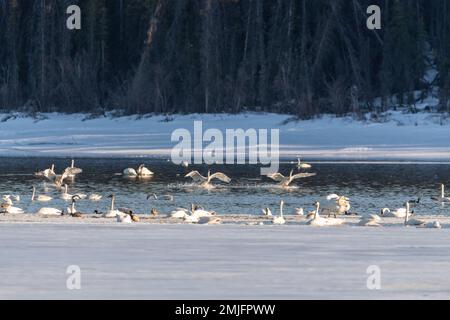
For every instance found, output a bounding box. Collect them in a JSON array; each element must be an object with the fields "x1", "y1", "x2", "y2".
[{"x1": 0, "y1": 157, "x2": 449, "y2": 216}]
